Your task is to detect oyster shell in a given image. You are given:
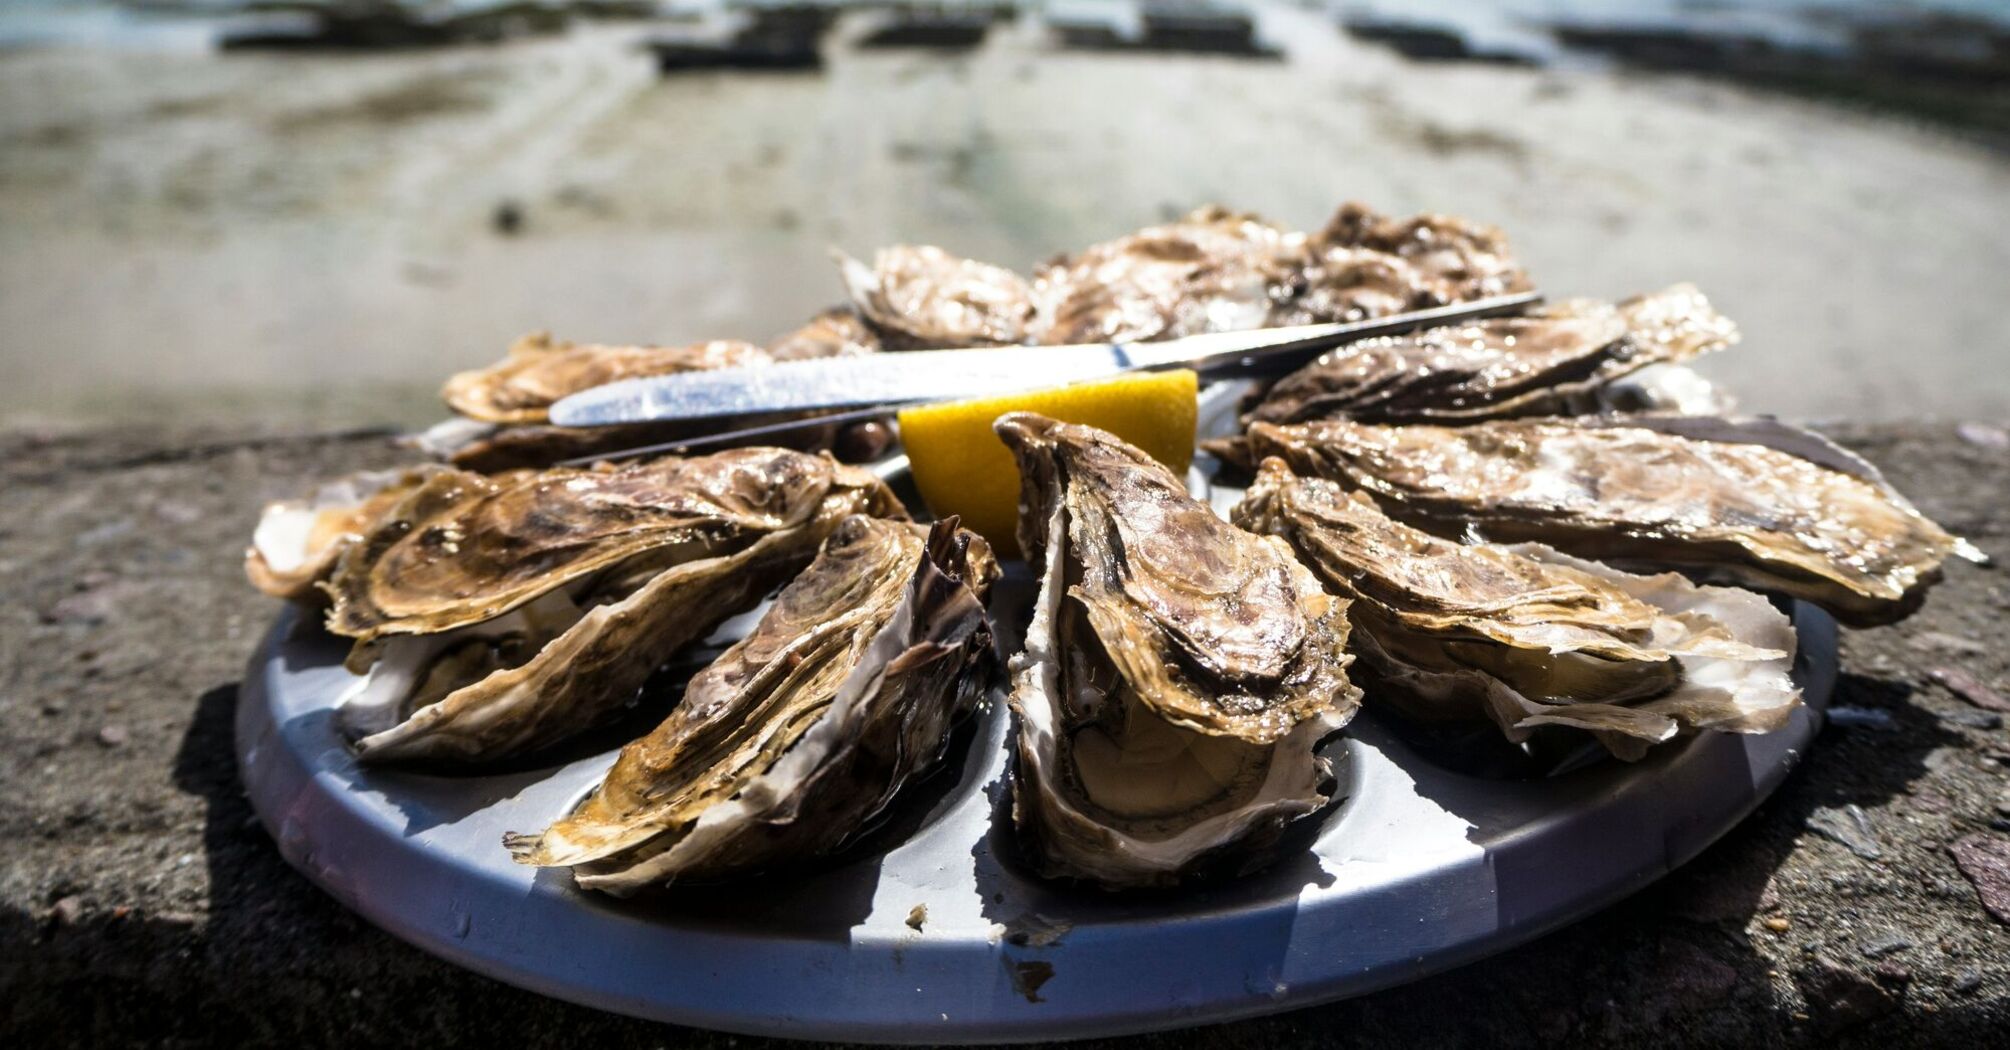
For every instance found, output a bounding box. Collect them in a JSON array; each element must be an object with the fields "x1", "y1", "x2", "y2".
[
  {"x1": 994, "y1": 414, "x2": 1361, "y2": 888},
  {"x1": 414, "y1": 418, "x2": 661, "y2": 474},
  {"x1": 1234, "y1": 460, "x2": 1799, "y2": 760},
  {"x1": 1237, "y1": 416, "x2": 1977, "y2": 626},
  {"x1": 325, "y1": 449, "x2": 905, "y2": 764},
  {"x1": 506, "y1": 516, "x2": 999, "y2": 892},
  {"x1": 765, "y1": 307, "x2": 883, "y2": 361},
  {"x1": 245, "y1": 467, "x2": 442, "y2": 602},
  {"x1": 419, "y1": 414, "x2": 864, "y2": 474},
  {"x1": 419, "y1": 317, "x2": 884, "y2": 471},
  {"x1": 837, "y1": 245, "x2": 1035, "y2": 348},
  {"x1": 1027, "y1": 206, "x2": 1289, "y2": 345},
  {"x1": 1242, "y1": 284, "x2": 1736, "y2": 429},
  {"x1": 1024, "y1": 202, "x2": 1532, "y2": 346},
  {"x1": 1276, "y1": 201, "x2": 1530, "y2": 325},
  {"x1": 328, "y1": 447, "x2": 898, "y2": 642},
  {"x1": 1592, "y1": 362, "x2": 1735, "y2": 417},
  {"x1": 441, "y1": 332, "x2": 771, "y2": 425}
]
